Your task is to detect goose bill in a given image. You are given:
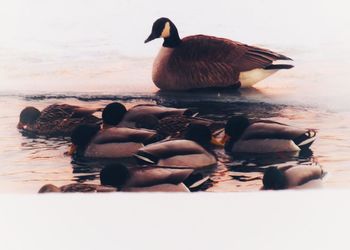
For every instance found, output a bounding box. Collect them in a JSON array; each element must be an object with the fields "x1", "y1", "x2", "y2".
[{"x1": 145, "y1": 33, "x2": 157, "y2": 43}]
